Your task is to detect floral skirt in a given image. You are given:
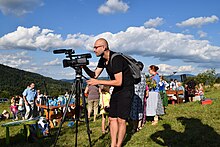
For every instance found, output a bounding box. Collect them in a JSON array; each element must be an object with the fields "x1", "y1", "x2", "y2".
[{"x1": 130, "y1": 94, "x2": 143, "y2": 120}]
